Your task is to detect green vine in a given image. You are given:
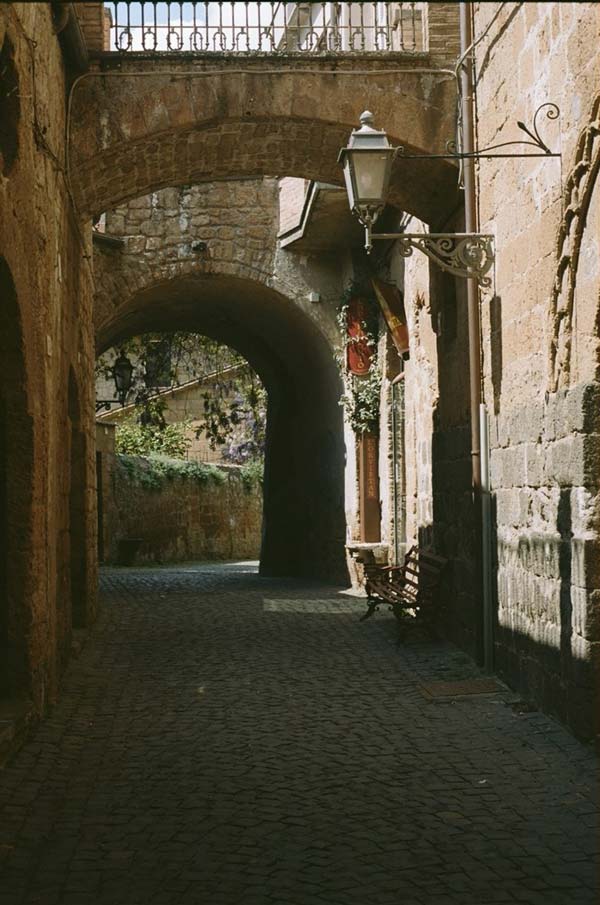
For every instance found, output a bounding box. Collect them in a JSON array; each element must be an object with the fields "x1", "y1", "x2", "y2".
[
  {"x1": 117, "y1": 453, "x2": 227, "y2": 491},
  {"x1": 239, "y1": 458, "x2": 264, "y2": 491},
  {"x1": 336, "y1": 281, "x2": 381, "y2": 436}
]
